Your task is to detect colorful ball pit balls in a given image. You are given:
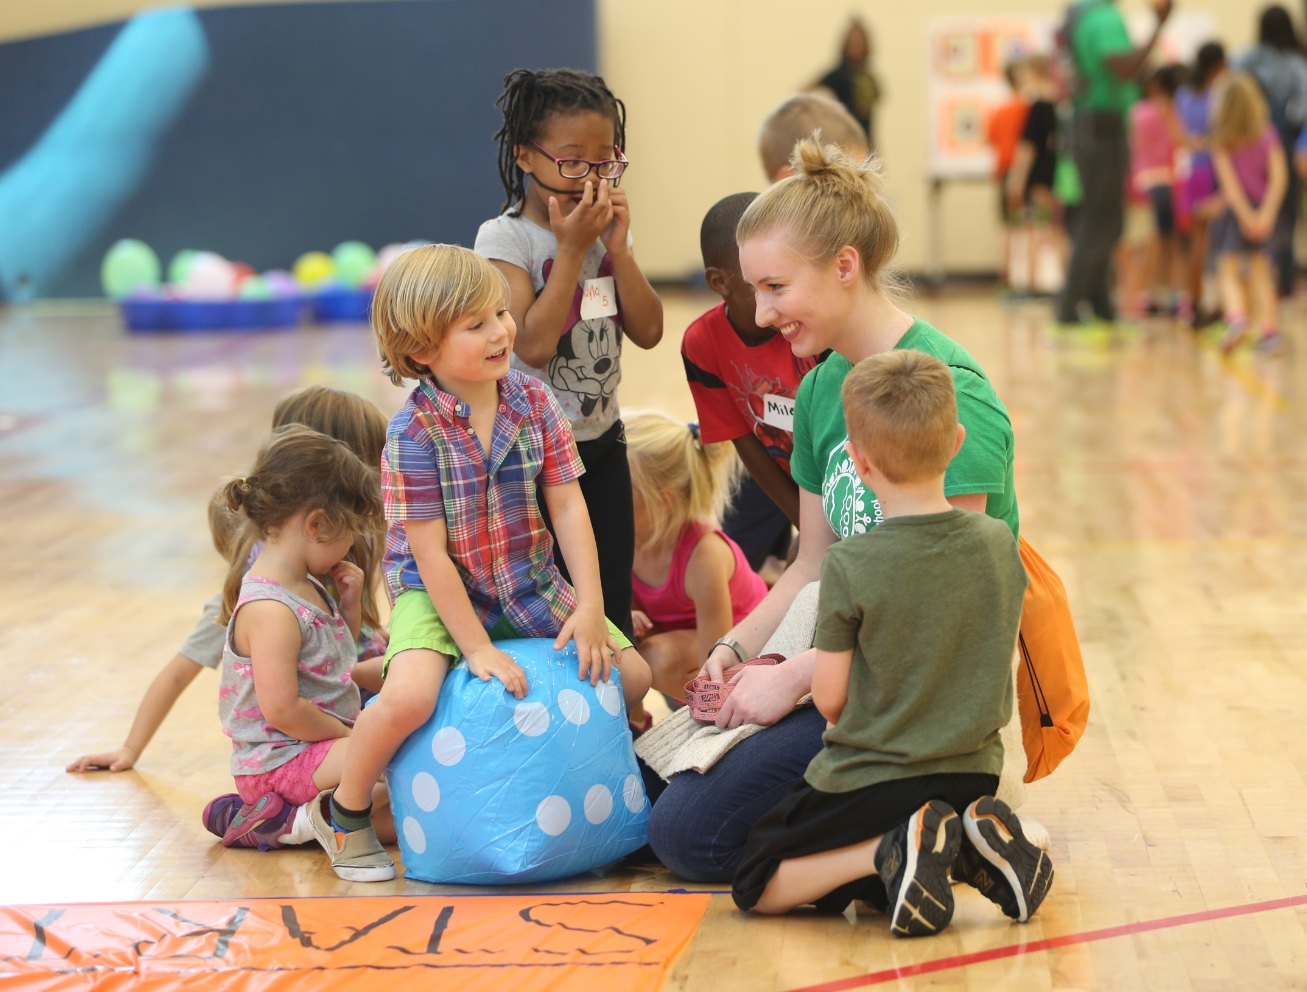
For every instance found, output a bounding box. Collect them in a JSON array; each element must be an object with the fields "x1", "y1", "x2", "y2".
[
  {"x1": 237, "y1": 276, "x2": 274, "y2": 301},
  {"x1": 262, "y1": 270, "x2": 300, "y2": 298},
  {"x1": 293, "y1": 251, "x2": 336, "y2": 290},
  {"x1": 331, "y1": 241, "x2": 377, "y2": 289},
  {"x1": 167, "y1": 249, "x2": 201, "y2": 286}
]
